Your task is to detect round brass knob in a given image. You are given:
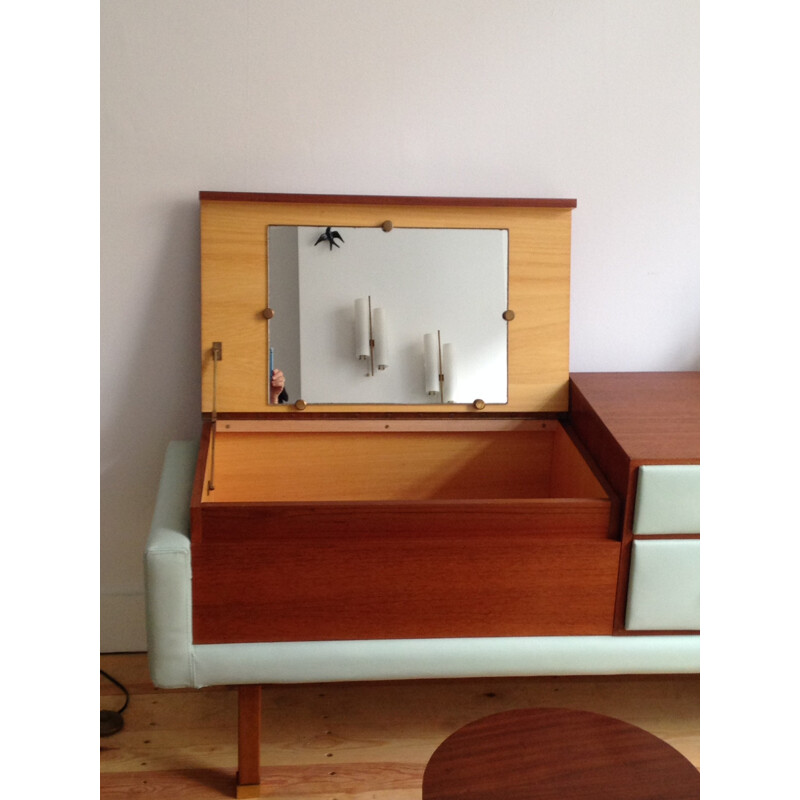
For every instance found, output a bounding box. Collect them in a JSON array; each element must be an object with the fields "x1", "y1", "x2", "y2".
[
  {"x1": 502, "y1": 310, "x2": 515, "y2": 321},
  {"x1": 294, "y1": 399, "x2": 307, "y2": 411},
  {"x1": 473, "y1": 399, "x2": 486, "y2": 410},
  {"x1": 382, "y1": 220, "x2": 393, "y2": 232},
  {"x1": 263, "y1": 308, "x2": 275, "y2": 320}
]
